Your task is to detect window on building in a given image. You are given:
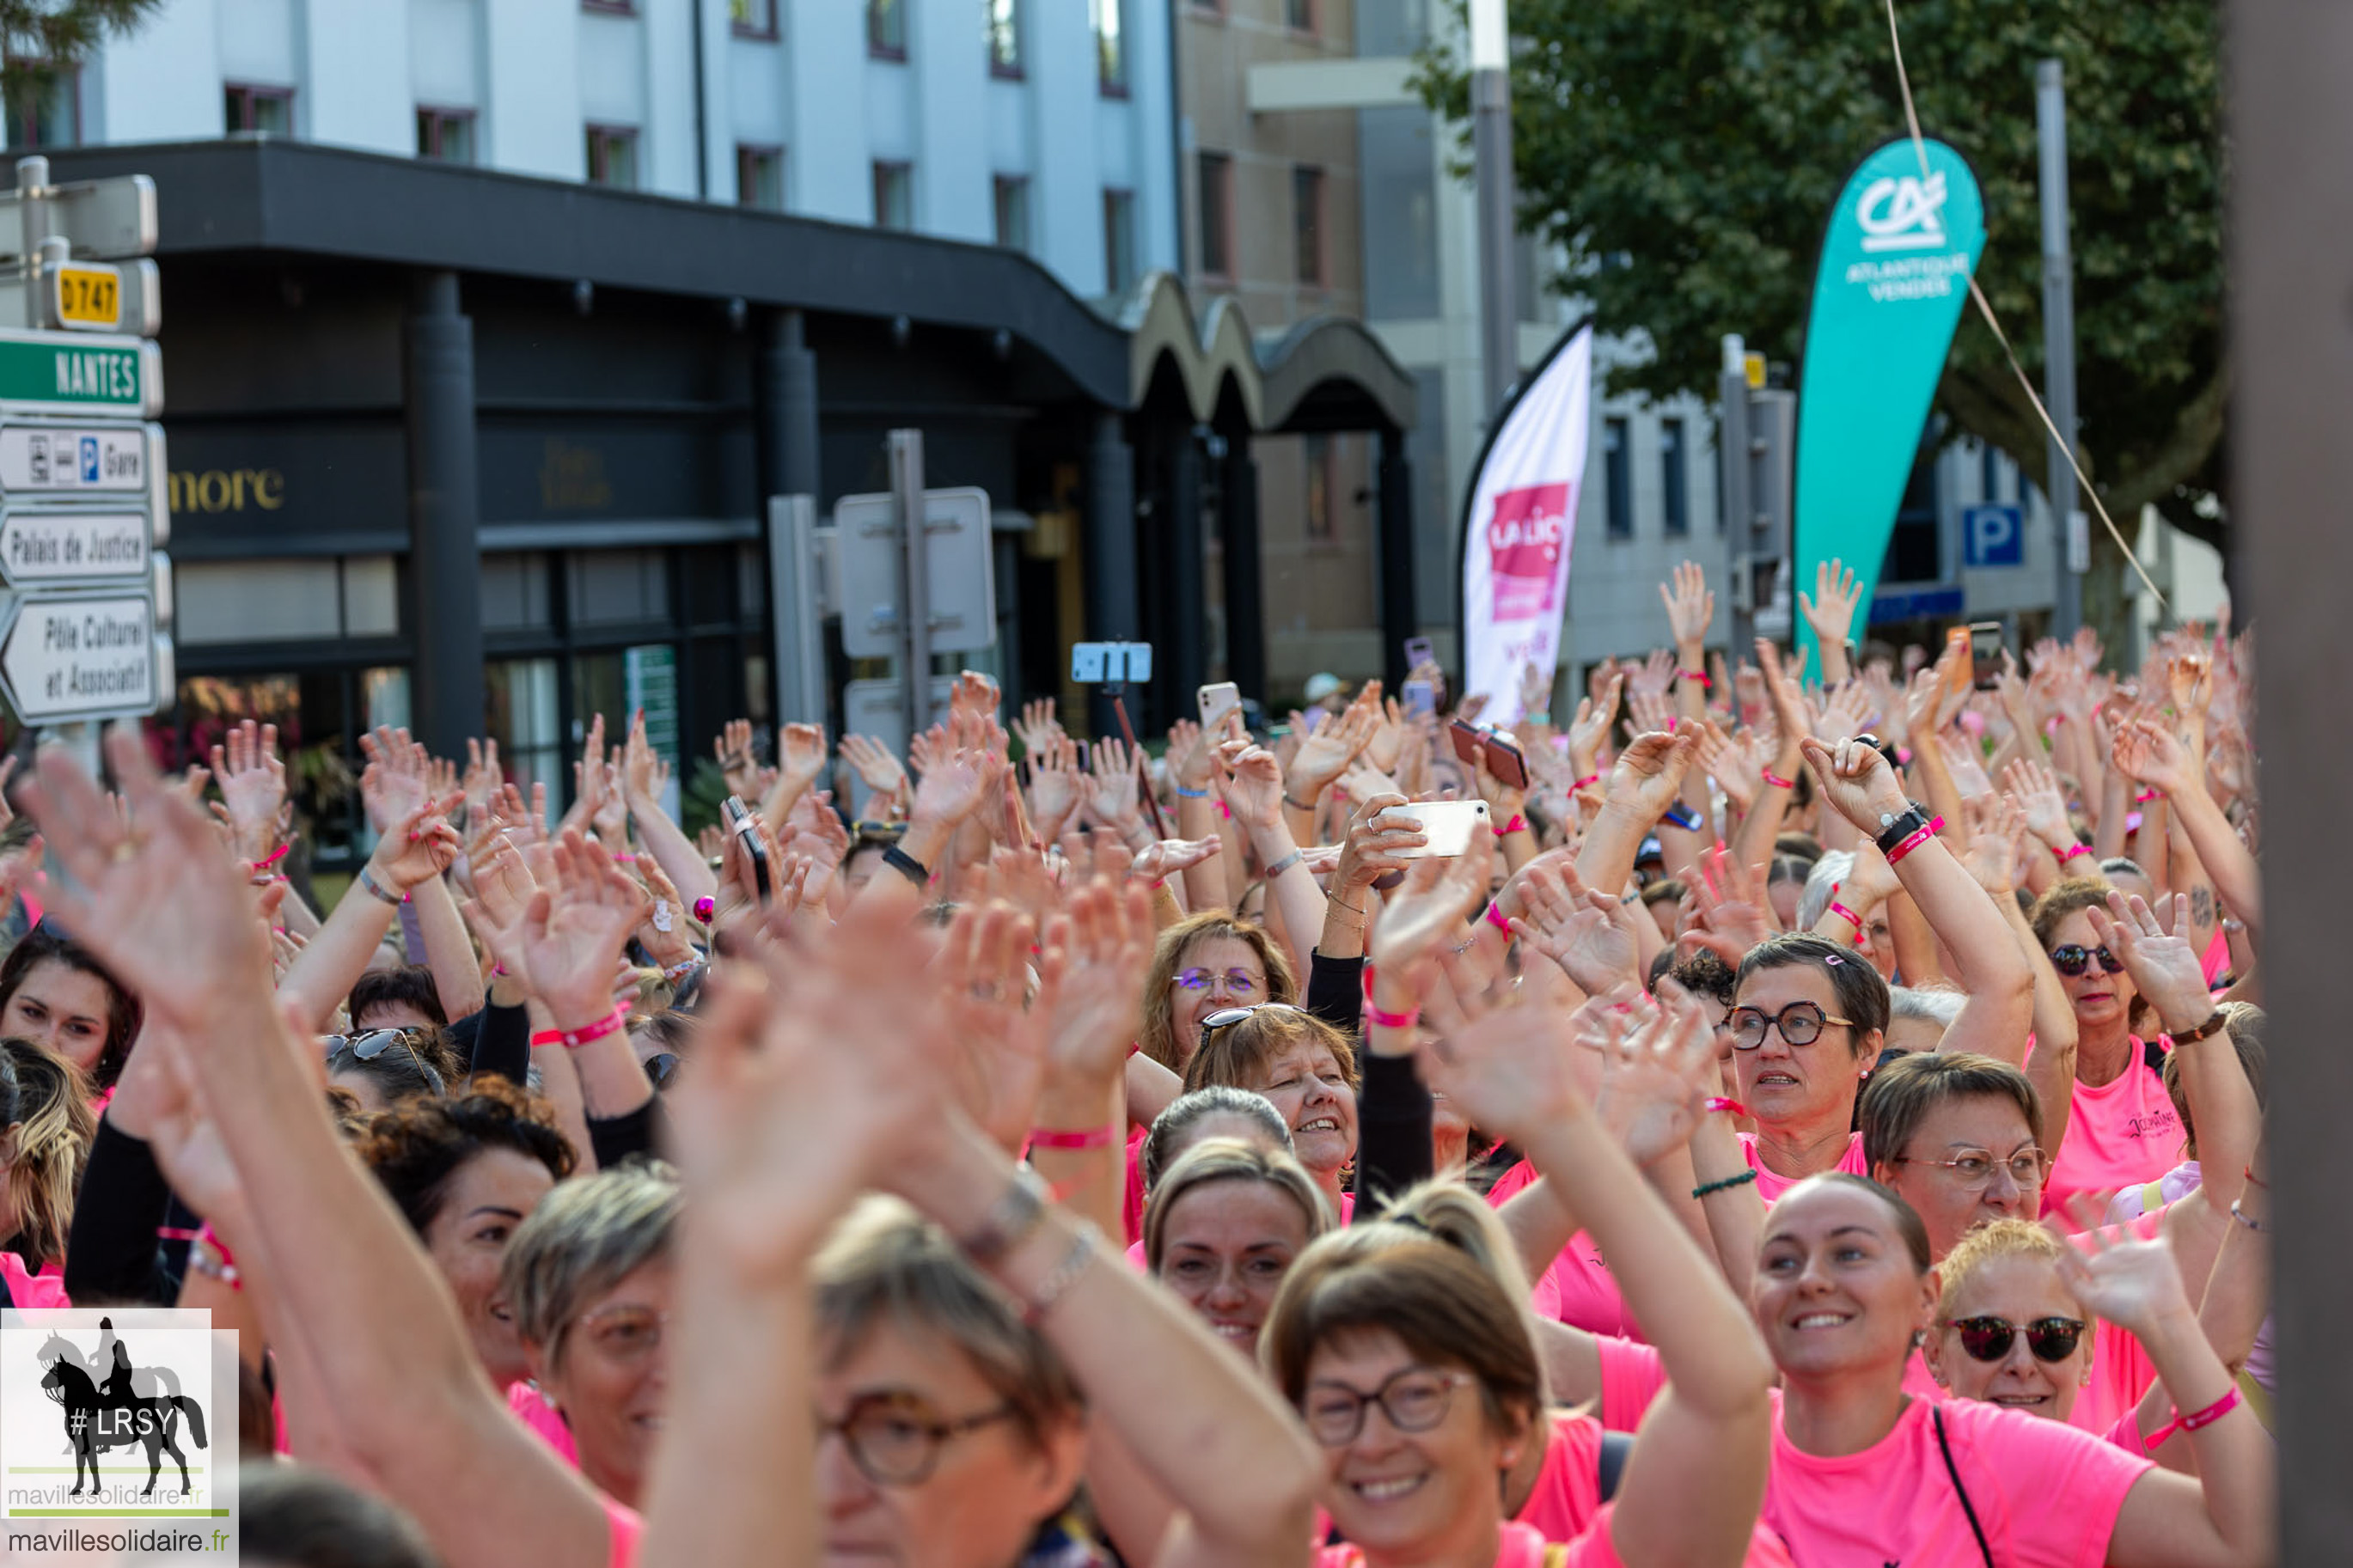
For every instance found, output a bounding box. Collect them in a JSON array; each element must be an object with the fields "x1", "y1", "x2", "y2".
[
  {"x1": 1103, "y1": 187, "x2": 1137, "y2": 295},
  {"x1": 1287, "y1": 0, "x2": 1316, "y2": 32},
  {"x1": 737, "y1": 144, "x2": 785, "y2": 210},
  {"x1": 873, "y1": 161, "x2": 914, "y2": 229},
  {"x1": 869, "y1": 0, "x2": 907, "y2": 58},
  {"x1": 1293, "y1": 165, "x2": 1324, "y2": 287},
  {"x1": 581, "y1": 0, "x2": 633, "y2": 12},
  {"x1": 1197, "y1": 151, "x2": 1232, "y2": 278},
  {"x1": 1660, "y1": 417, "x2": 1688, "y2": 535},
  {"x1": 1092, "y1": 0, "x2": 1127, "y2": 93},
  {"x1": 987, "y1": 0, "x2": 1023, "y2": 75},
  {"x1": 993, "y1": 175, "x2": 1031, "y2": 253},
  {"x1": 1604, "y1": 418, "x2": 1632, "y2": 540},
  {"x1": 585, "y1": 125, "x2": 639, "y2": 189},
  {"x1": 415, "y1": 107, "x2": 476, "y2": 163},
  {"x1": 6, "y1": 70, "x2": 76, "y2": 149},
  {"x1": 729, "y1": 0, "x2": 777, "y2": 37},
  {"x1": 1305, "y1": 435, "x2": 1336, "y2": 543},
  {"x1": 223, "y1": 83, "x2": 294, "y2": 135}
]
